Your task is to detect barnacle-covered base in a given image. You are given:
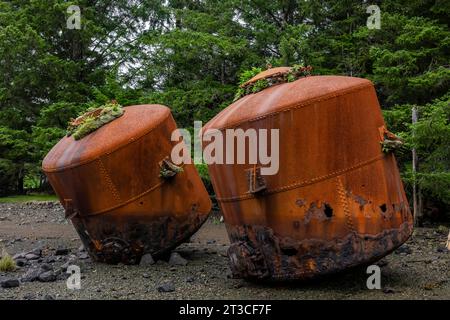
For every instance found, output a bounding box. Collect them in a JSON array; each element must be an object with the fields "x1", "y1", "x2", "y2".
[
  {"x1": 72, "y1": 209, "x2": 209, "y2": 265},
  {"x1": 227, "y1": 222, "x2": 413, "y2": 281}
]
